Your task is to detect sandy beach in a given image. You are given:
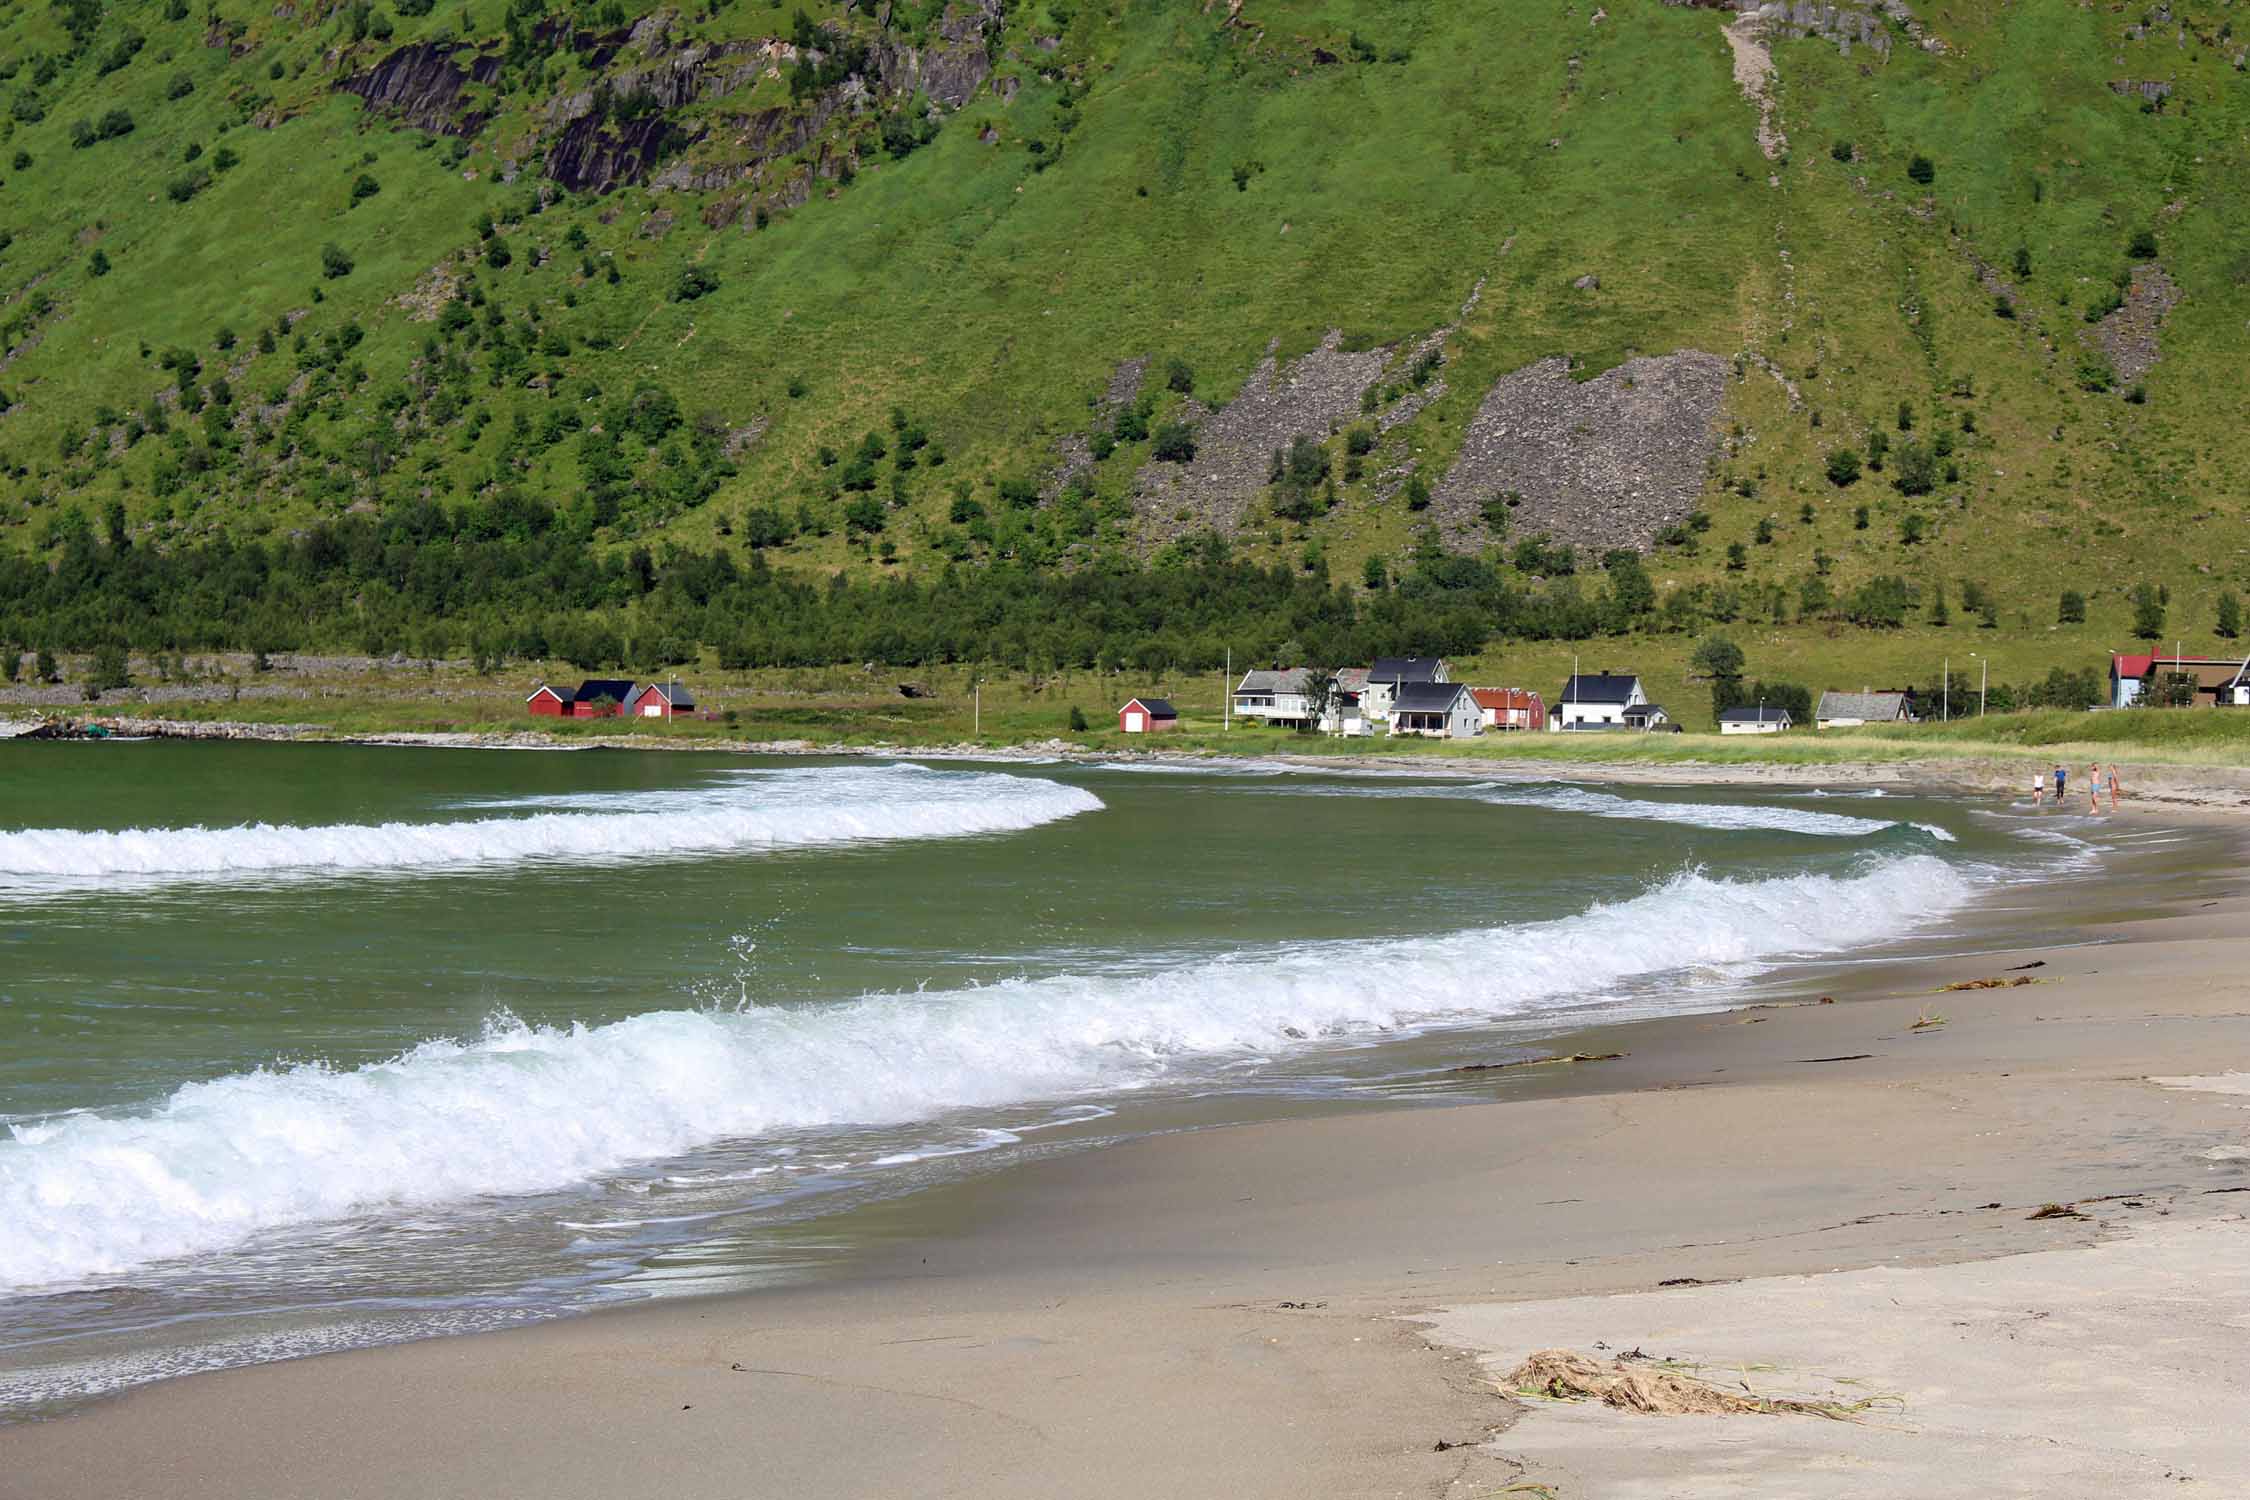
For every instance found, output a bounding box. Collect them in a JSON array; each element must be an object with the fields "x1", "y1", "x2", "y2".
[{"x1": 5, "y1": 795, "x2": 2248, "y2": 1498}]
